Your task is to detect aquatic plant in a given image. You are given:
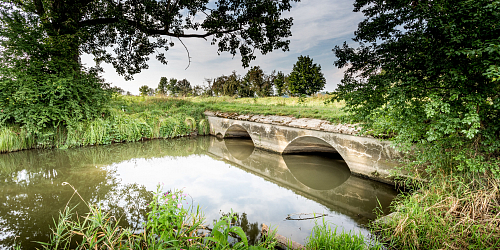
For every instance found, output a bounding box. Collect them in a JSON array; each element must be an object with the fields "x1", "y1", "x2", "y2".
[
  {"x1": 184, "y1": 117, "x2": 196, "y2": 131},
  {"x1": 35, "y1": 182, "x2": 279, "y2": 249},
  {"x1": 205, "y1": 210, "x2": 249, "y2": 249},
  {"x1": 198, "y1": 119, "x2": 209, "y2": 135},
  {"x1": 0, "y1": 125, "x2": 34, "y2": 153},
  {"x1": 305, "y1": 218, "x2": 382, "y2": 250},
  {"x1": 145, "y1": 185, "x2": 204, "y2": 249},
  {"x1": 372, "y1": 173, "x2": 500, "y2": 249}
]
